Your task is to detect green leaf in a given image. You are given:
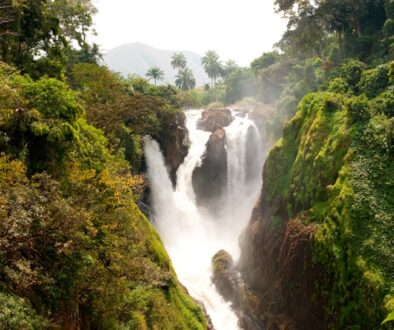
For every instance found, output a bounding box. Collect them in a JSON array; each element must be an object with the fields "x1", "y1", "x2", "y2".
[{"x1": 382, "y1": 310, "x2": 394, "y2": 324}]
